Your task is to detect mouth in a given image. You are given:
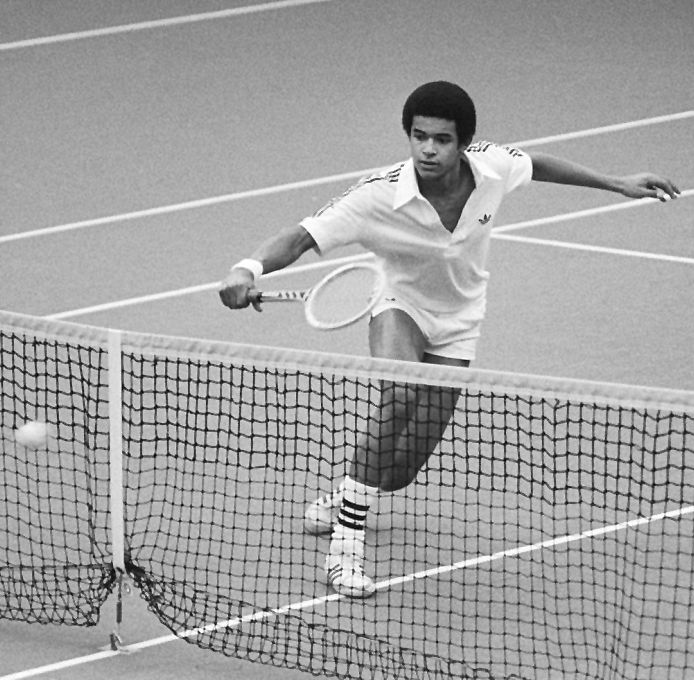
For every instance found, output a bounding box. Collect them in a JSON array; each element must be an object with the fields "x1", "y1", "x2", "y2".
[{"x1": 418, "y1": 160, "x2": 438, "y2": 171}]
